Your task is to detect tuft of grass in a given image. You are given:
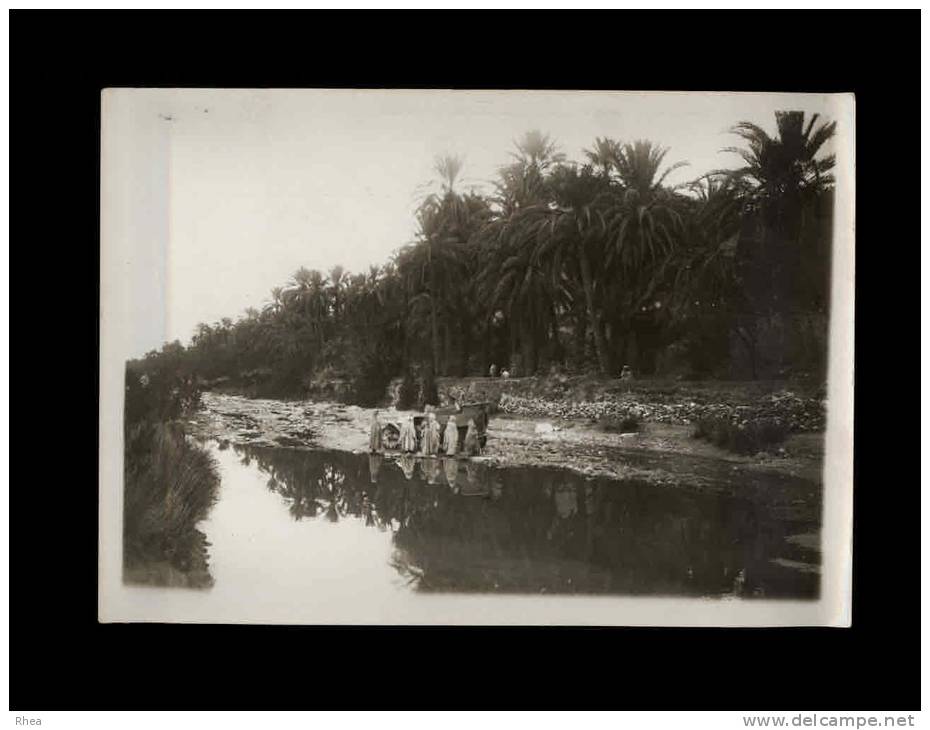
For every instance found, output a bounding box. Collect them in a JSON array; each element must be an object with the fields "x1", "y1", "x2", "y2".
[
  {"x1": 692, "y1": 415, "x2": 788, "y2": 455},
  {"x1": 596, "y1": 413, "x2": 641, "y2": 433},
  {"x1": 123, "y1": 422, "x2": 220, "y2": 584}
]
